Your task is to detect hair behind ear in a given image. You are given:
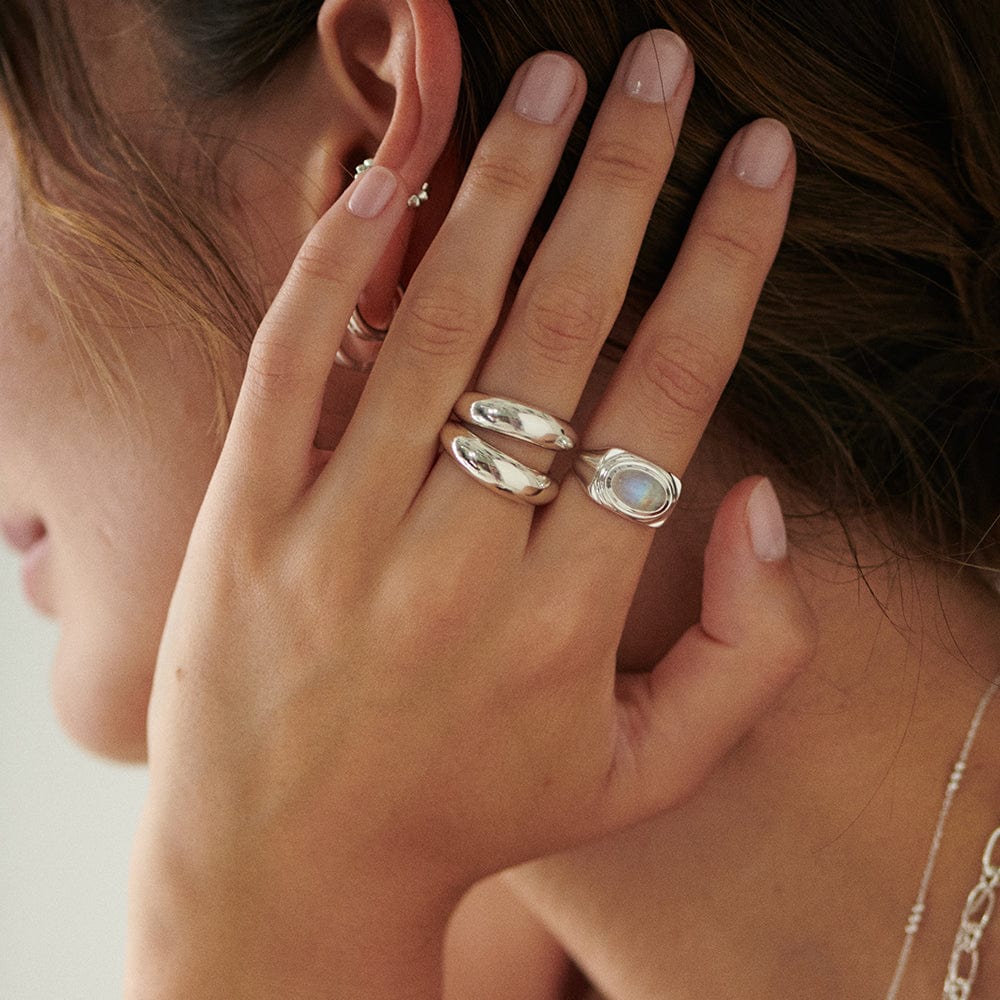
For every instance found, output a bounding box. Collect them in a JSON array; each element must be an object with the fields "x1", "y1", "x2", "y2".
[{"x1": 449, "y1": 0, "x2": 1000, "y2": 570}]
